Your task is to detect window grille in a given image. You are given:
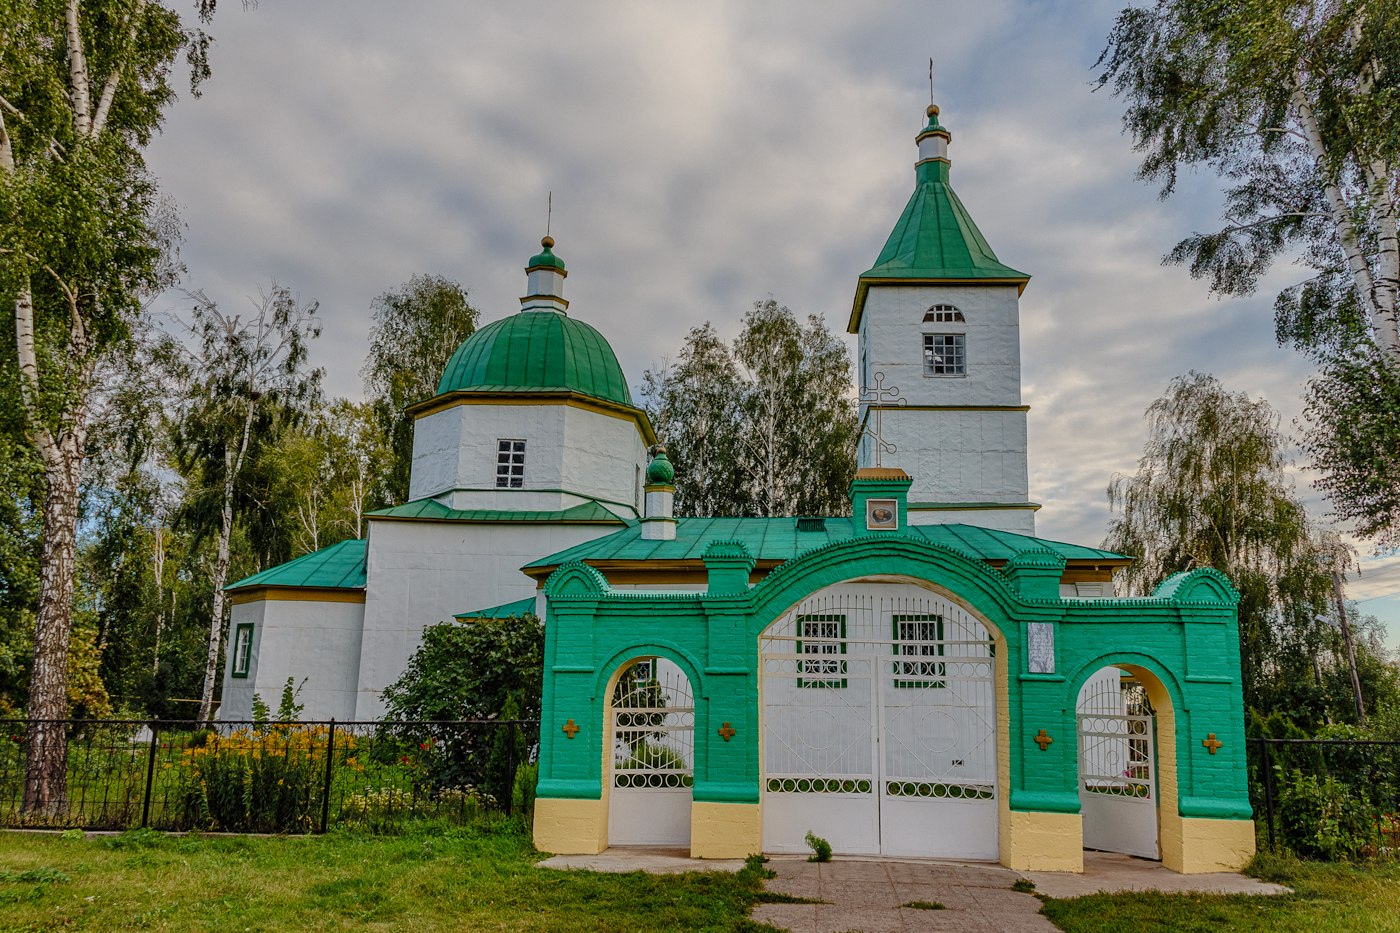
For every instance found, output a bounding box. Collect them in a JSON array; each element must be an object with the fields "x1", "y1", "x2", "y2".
[
  {"x1": 893, "y1": 614, "x2": 945, "y2": 688},
  {"x1": 495, "y1": 439, "x2": 525, "y2": 487},
  {"x1": 923, "y1": 334, "x2": 966, "y2": 376},
  {"x1": 923, "y1": 304, "x2": 965, "y2": 323},
  {"x1": 797, "y1": 615, "x2": 846, "y2": 688}
]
